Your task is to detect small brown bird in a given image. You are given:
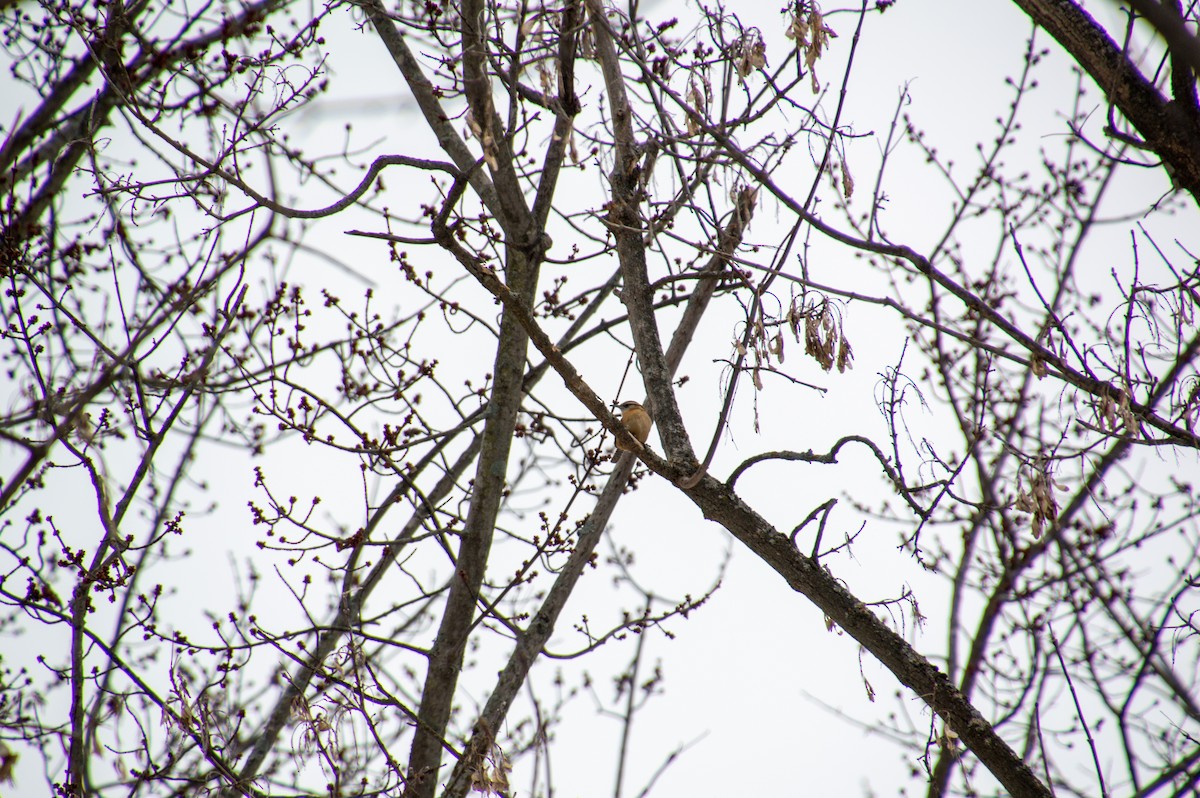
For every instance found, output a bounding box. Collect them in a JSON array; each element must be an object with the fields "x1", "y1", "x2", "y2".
[{"x1": 615, "y1": 400, "x2": 652, "y2": 451}]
